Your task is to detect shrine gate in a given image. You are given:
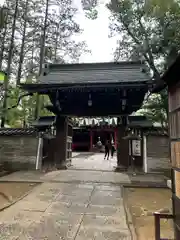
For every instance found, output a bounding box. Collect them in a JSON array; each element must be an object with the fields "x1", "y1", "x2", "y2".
[{"x1": 21, "y1": 61, "x2": 151, "y2": 170}]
